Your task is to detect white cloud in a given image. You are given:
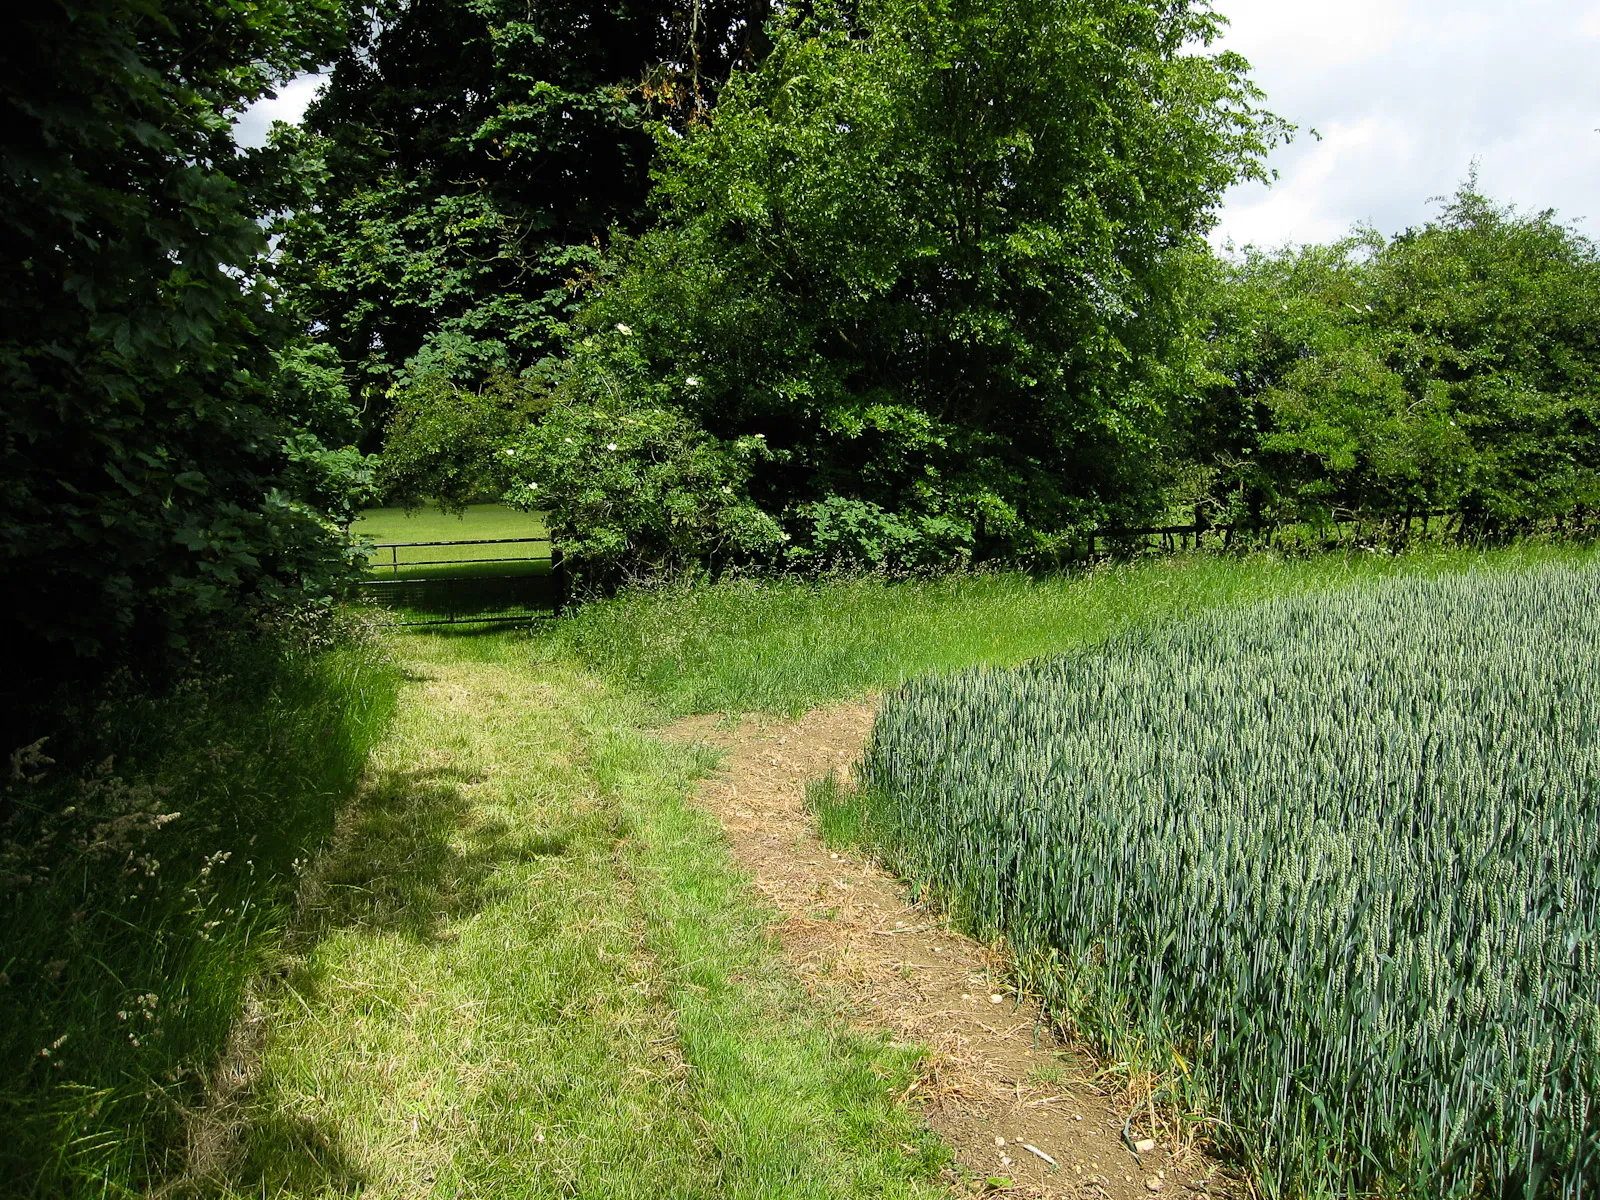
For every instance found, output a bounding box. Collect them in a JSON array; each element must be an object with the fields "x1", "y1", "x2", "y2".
[
  {"x1": 232, "y1": 73, "x2": 325, "y2": 149},
  {"x1": 1210, "y1": 0, "x2": 1600, "y2": 248}
]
